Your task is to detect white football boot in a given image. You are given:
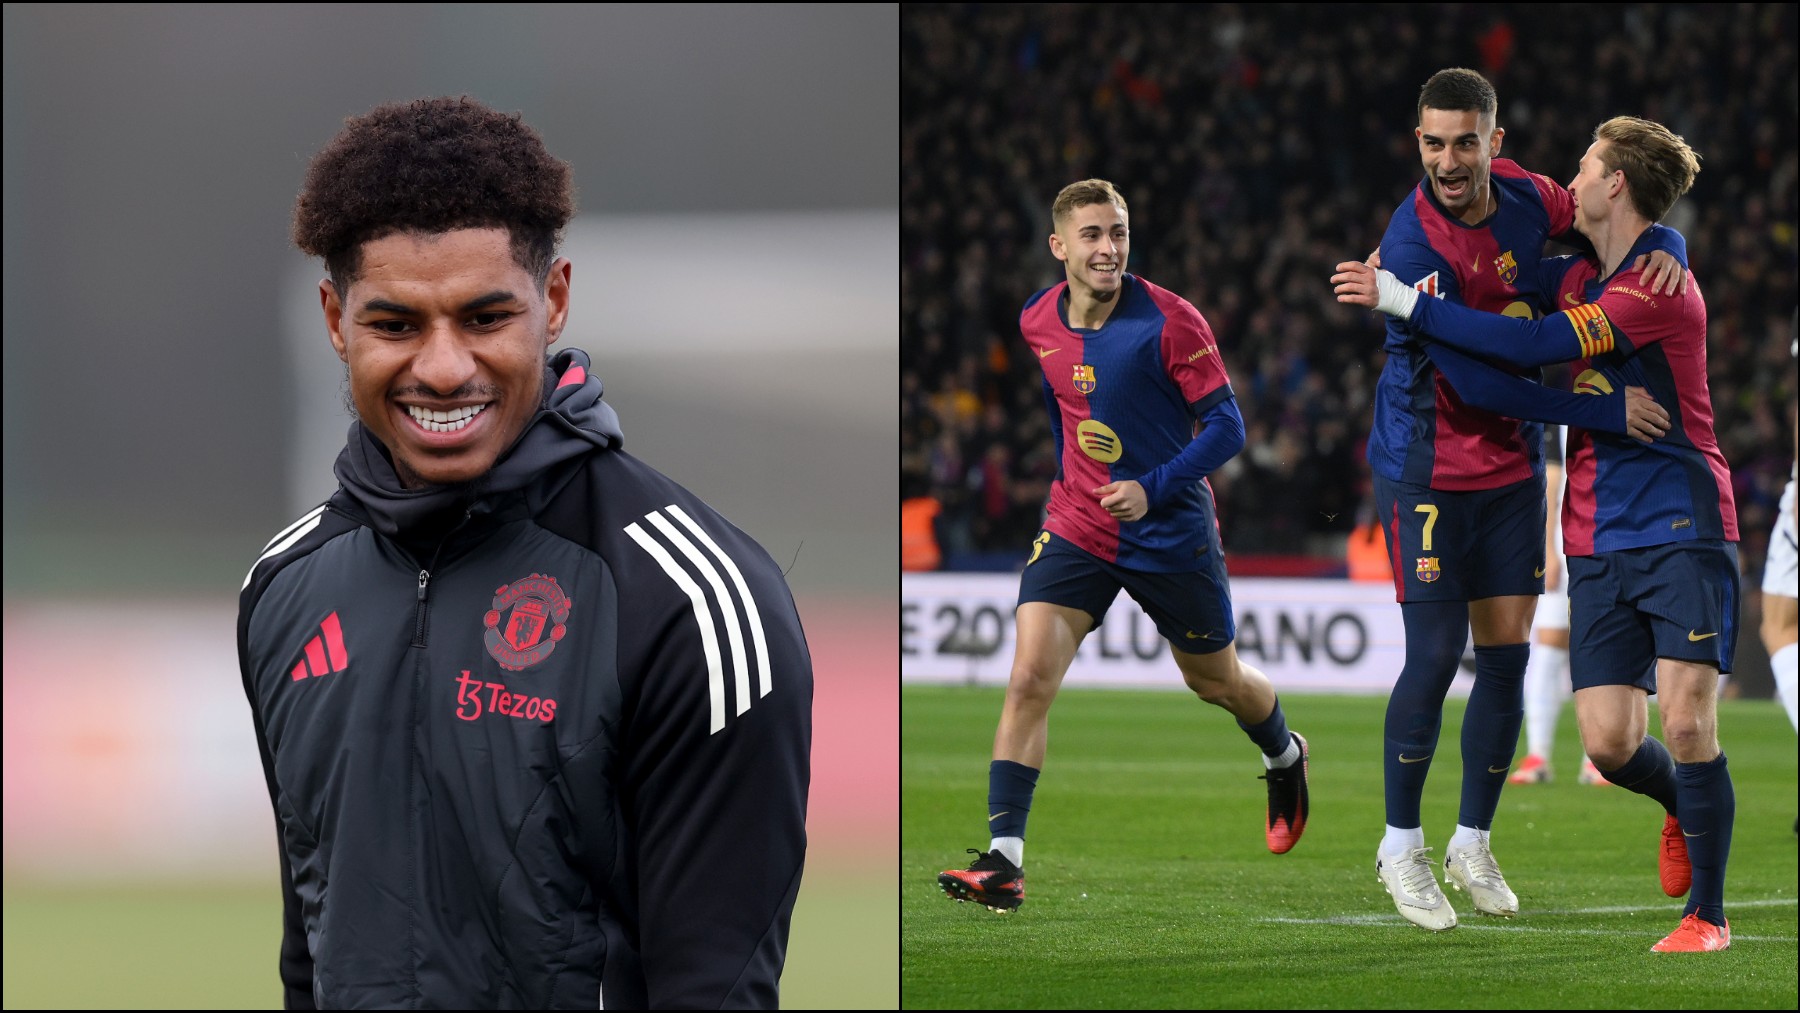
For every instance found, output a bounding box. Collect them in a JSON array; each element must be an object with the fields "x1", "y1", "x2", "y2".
[
  {"x1": 1443, "y1": 838, "x2": 1519, "y2": 917},
  {"x1": 1377, "y1": 846, "x2": 1457, "y2": 931}
]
